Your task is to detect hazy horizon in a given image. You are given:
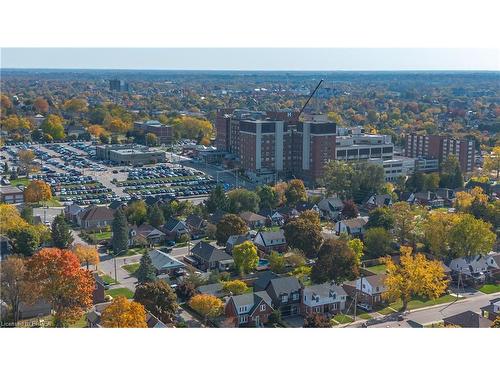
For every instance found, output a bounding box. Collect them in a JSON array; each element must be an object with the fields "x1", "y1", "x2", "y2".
[{"x1": 1, "y1": 48, "x2": 498, "y2": 71}]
